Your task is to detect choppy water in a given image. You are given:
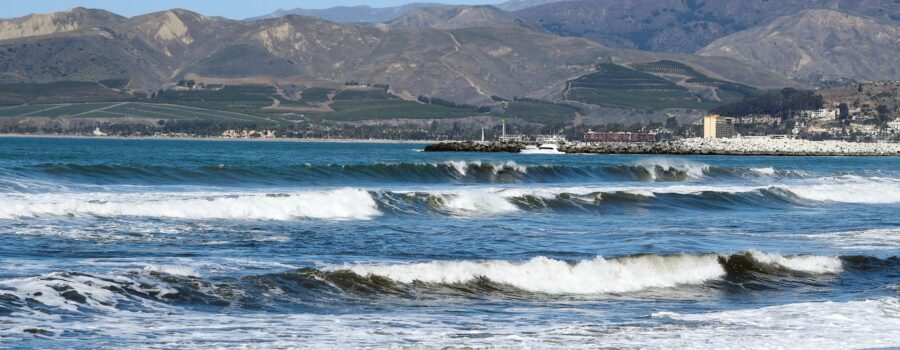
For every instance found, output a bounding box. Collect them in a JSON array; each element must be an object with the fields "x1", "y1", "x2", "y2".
[{"x1": 1, "y1": 137, "x2": 899, "y2": 349}]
